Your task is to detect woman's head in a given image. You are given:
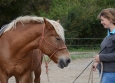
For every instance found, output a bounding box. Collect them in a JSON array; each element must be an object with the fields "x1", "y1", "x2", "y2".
[{"x1": 97, "y1": 8, "x2": 115, "y2": 28}]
